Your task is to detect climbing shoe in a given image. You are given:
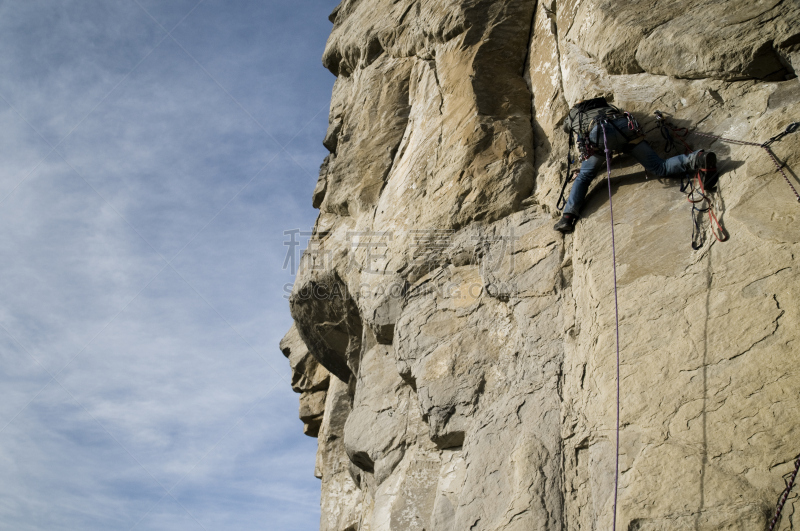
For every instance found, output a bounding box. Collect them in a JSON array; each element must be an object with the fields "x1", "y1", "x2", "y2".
[
  {"x1": 695, "y1": 151, "x2": 718, "y2": 190},
  {"x1": 553, "y1": 215, "x2": 576, "y2": 233}
]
